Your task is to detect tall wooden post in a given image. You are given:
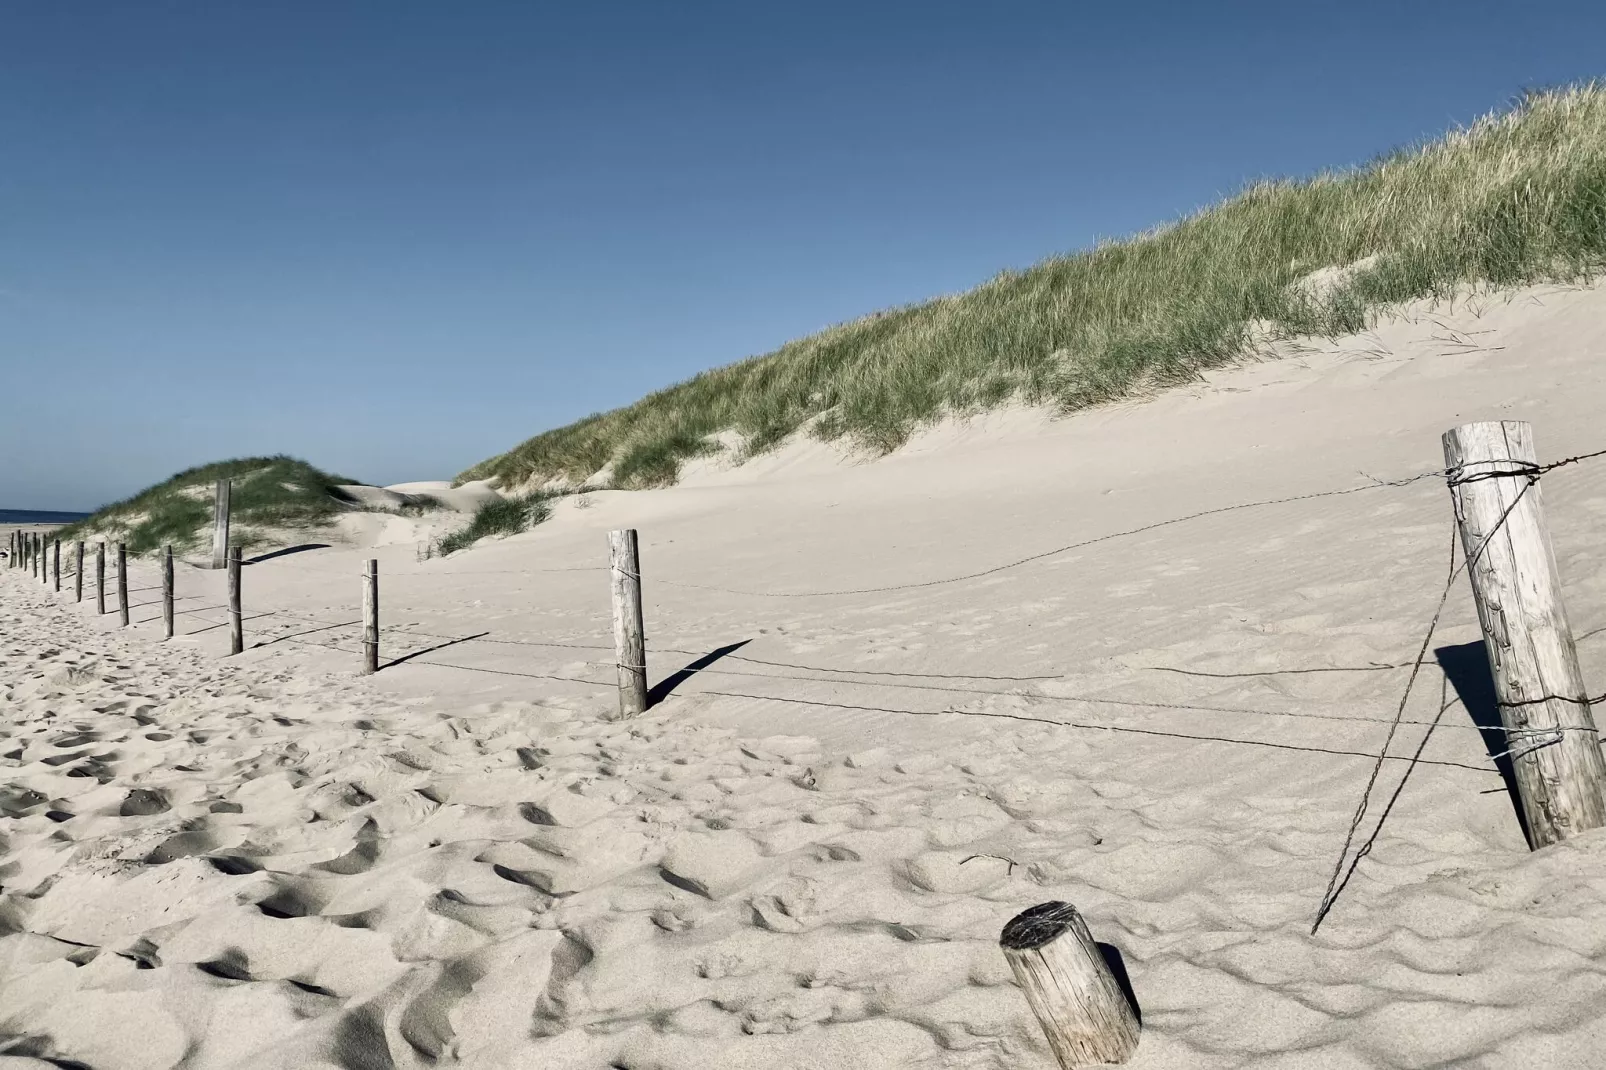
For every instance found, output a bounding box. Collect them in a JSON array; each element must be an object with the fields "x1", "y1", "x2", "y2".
[
  {"x1": 161, "y1": 545, "x2": 175, "y2": 640},
  {"x1": 1001, "y1": 901, "x2": 1140, "y2": 1068},
  {"x1": 228, "y1": 545, "x2": 243, "y2": 655},
  {"x1": 362, "y1": 558, "x2": 378, "y2": 674},
  {"x1": 608, "y1": 528, "x2": 648, "y2": 717},
  {"x1": 52, "y1": 540, "x2": 60, "y2": 592},
  {"x1": 7, "y1": 531, "x2": 13, "y2": 568},
  {"x1": 31, "y1": 532, "x2": 38, "y2": 578},
  {"x1": 74, "y1": 541, "x2": 84, "y2": 602},
  {"x1": 116, "y1": 542, "x2": 129, "y2": 627},
  {"x1": 96, "y1": 542, "x2": 106, "y2": 615},
  {"x1": 212, "y1": 479, "x2": 231, "y2": 570},
  {"x1": 1444, "y1": 420, "x2": 1606, "y2": 847}
]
